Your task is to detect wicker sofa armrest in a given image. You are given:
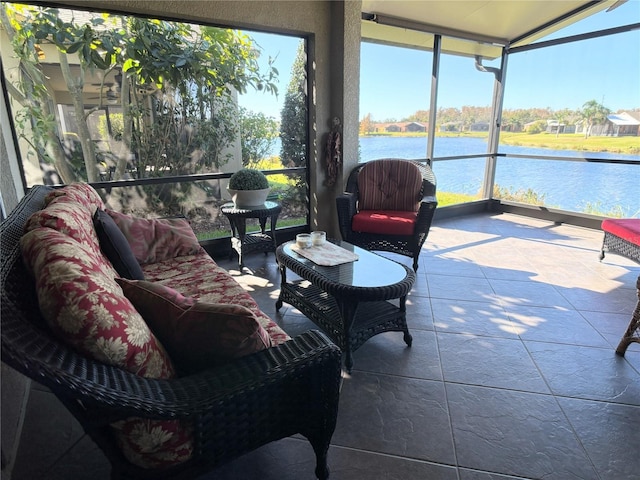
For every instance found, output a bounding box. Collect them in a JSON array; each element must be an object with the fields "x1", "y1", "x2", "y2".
[{"x1": 3, "y1": 315, "x2": 338, "y2": 413}]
